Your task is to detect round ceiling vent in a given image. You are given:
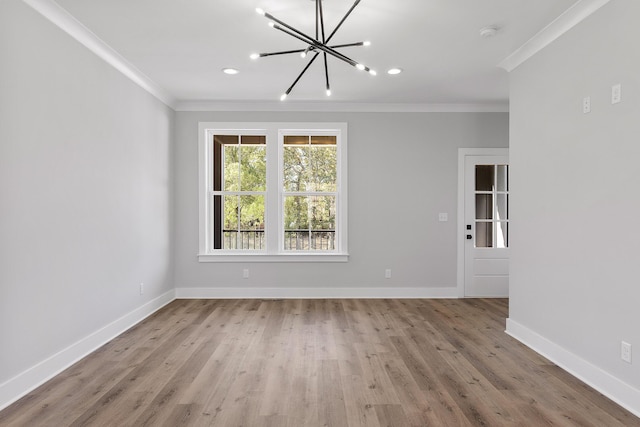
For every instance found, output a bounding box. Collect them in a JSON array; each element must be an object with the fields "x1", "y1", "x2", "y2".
[{"x1": 480, "y1": 26, "x2": 499, "y2": 38}]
